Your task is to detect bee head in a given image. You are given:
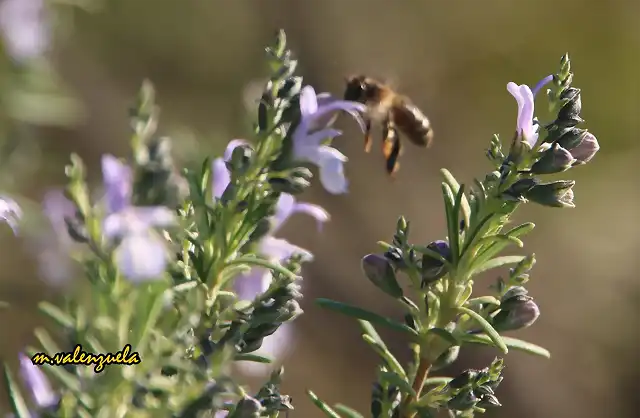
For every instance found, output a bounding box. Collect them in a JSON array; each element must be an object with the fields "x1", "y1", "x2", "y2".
[{"x1": 343, "y1": 75, "x2": 369, "y2": 102}]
